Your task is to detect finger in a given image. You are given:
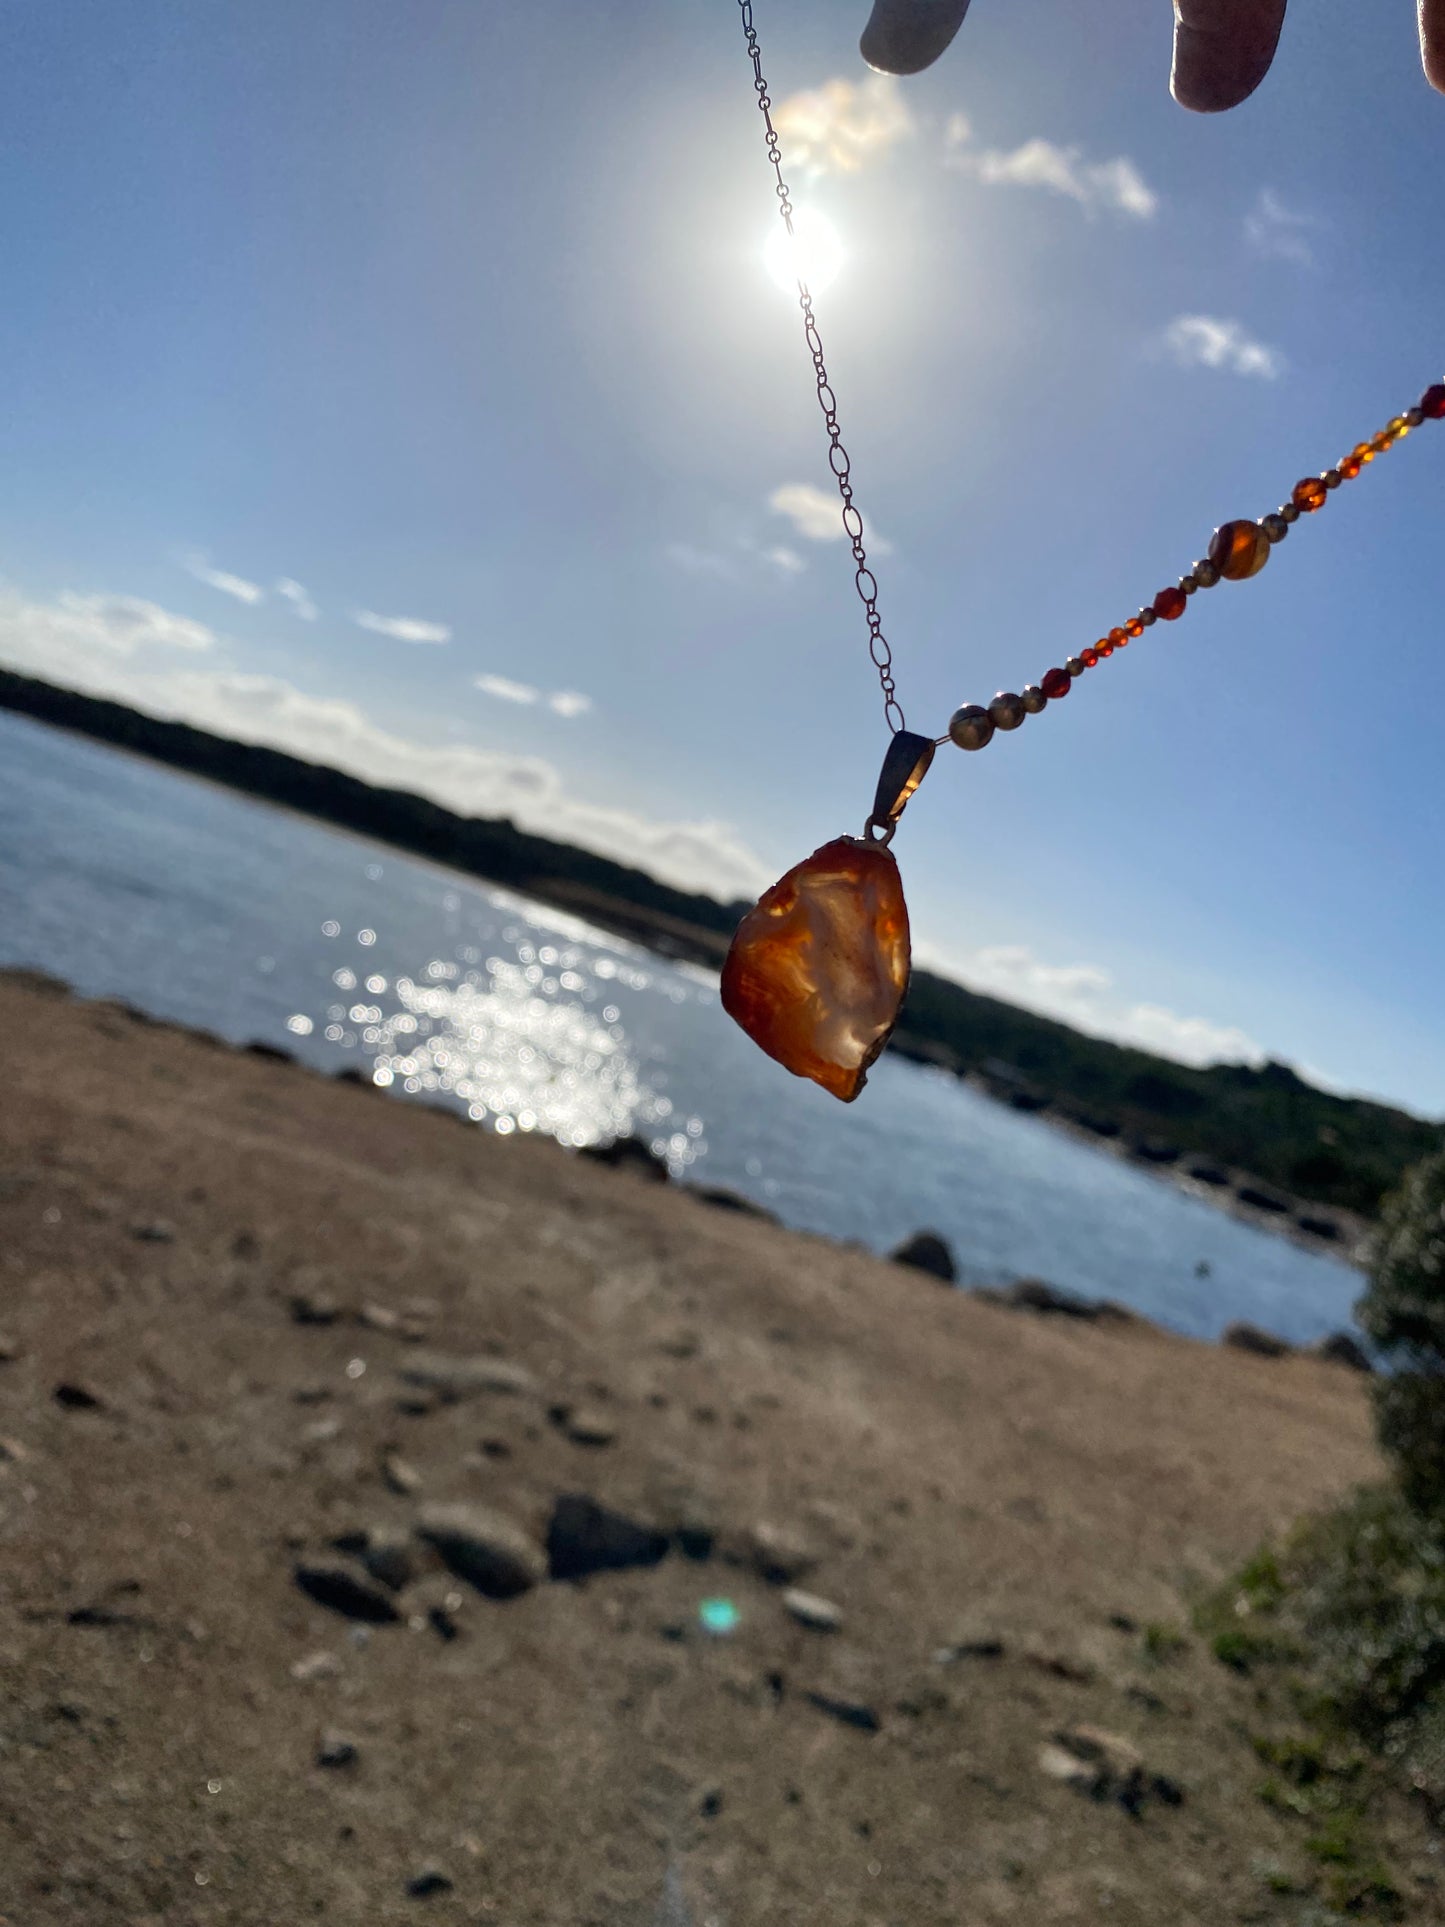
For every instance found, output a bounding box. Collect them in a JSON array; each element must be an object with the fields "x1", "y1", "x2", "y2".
[
  {"x1": 1171, "y1": 0, "x2": 1288, "y2": 112},
  {"x1": 1423, "y1": 0, "x2": 1445, "y2": 93},
  {"x1": 860, "y1": 0, "x2": 973, "y2": 76}
]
